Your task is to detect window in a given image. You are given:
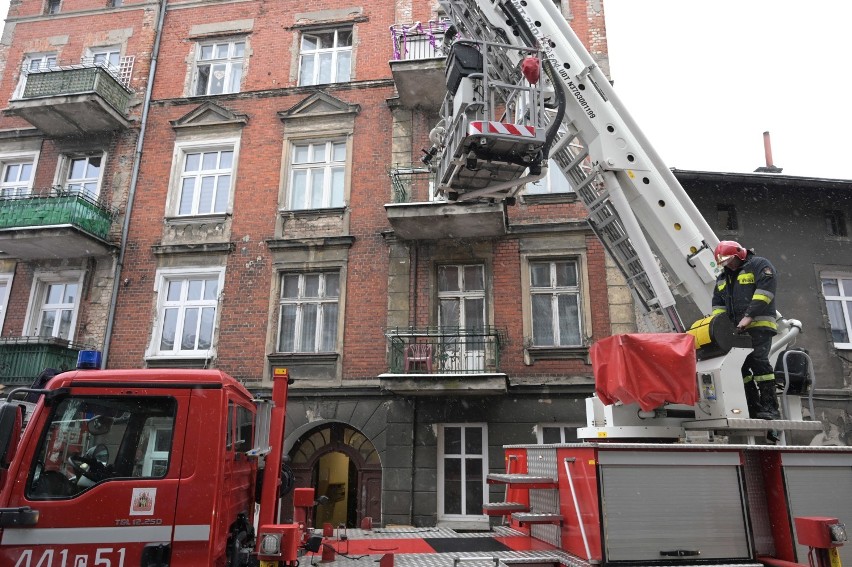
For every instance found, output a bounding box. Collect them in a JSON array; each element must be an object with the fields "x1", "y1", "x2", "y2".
[
  {"x1": 525, "y1": 159, "x2": 572, "y2": 194},
  {"x1": 536, "y1": 423, "x2": 579, "y2": 444},
  {"x1": 530, "y1": 259, "x2": 581, "y2": 346},
  {"x1": 438, "y1": 265, "x2": 486, "y2": 371},
  {"x1": 0, "y1": 274, "x2": 12, "y2": 332},
  {"x1": 177, "y1": 146, "x2": 234, "y2": 215},
  {"x1": 26, "y1": 396, "x2": 176, "y2": 499},
  {"x1": 89, "y1": 46, "x2": 121, "y2": 71},
  {"x1": 25, "y1": 53, "x2": 58, "y2": 73},
  {"x1": 61, "y1": 155, "x2": 103, "y2": 199},
  {"x1": 278, "y1": 271, "x2": 340, "y2": 352},
  {"x1": 228, "y1": 402, "x2": 254, "y2": 454},
  {"x1": 825, "y1": 210, "x2": 848, "y2": 237},
  {"x1": 288, "y1": 140, "x2": 345, "y2": 209},
  {"x1": 193, "y1": 39, "x2": 245, "y2": 96},
  {"x1": 46, "y1": 0, "x2": 61, "y2": 15},
  {"x1": 153, "y1": 270, "x2": 223, "y2": 357},
  {"x1": 298, "y1": 28, "x2": 352, "y2": 86},
  {"x1": 27, "y1": 275, "x2": 83, "y2": 341},
  {"x1": 1, "y1": 158, "x2": 34, "y2": 198},
  {"x1": 438, "y1": 424, "x2": 487, "y2": 520},
  {"x1": 717, "y1": 204, "x2": 738, "y2": 231},
  {"x1": 822, "y1": 274, "x2": 852, "y2": 348},
  {"x1": 17, "y1": 53, "x2": 58, "y2": 98}
]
